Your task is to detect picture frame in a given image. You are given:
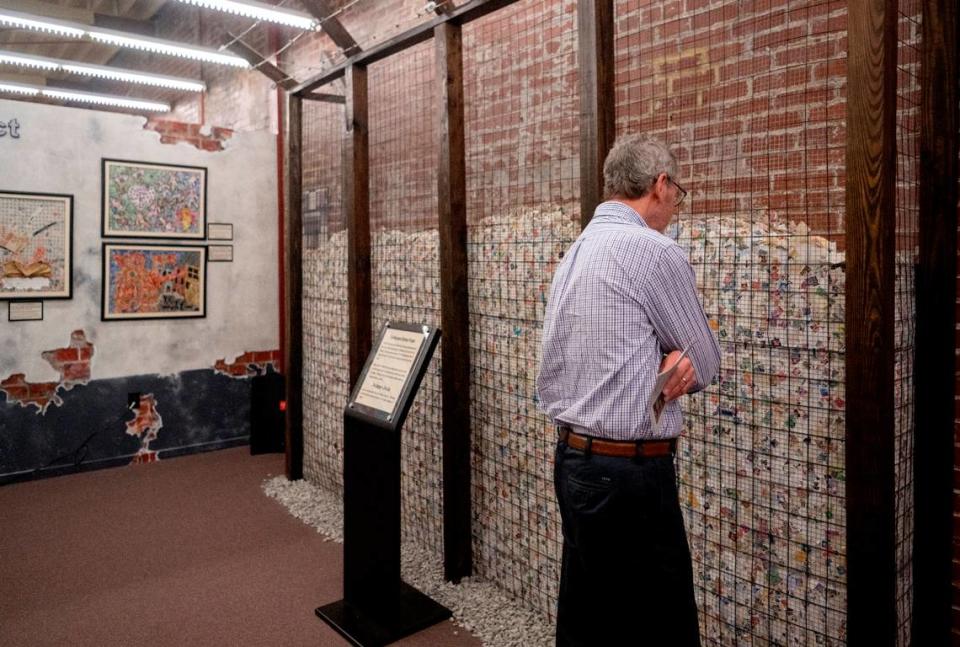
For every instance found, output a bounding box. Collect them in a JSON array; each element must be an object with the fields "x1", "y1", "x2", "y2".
[
  {"x1": 102, "y1": 158, "x2": 207, "y2": 239},
  {"x1": 0, "y1": 190, "x2": 73, "y2": 300},
  {"x1": 206, "y1": 222, "x2": 233, "y2": 240},
  {"x1": 102, "y1": 242, "x2": 207, "y2": 320}
]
